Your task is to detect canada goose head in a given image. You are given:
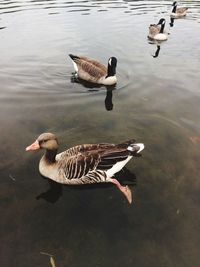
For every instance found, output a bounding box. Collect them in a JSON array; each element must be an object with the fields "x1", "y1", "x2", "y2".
[
  {"x1": 172, "y1": 1, "x2": 177, "y2": 7},
  {"x1": 157, "y1": 18, "x2": 166, "y2": 26},
  {"x1": 172, "y1": 1, "x2": 177, "y2": 12},
  {"x1": 26, "y1": 133, "x2": 58, "y2": 152},
  {"x1": 106, "y1": 57, "x2": 117, "y2": 78},
  {"x1": 157, "y1": 18, "x2": 166, "y2": 33}
]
